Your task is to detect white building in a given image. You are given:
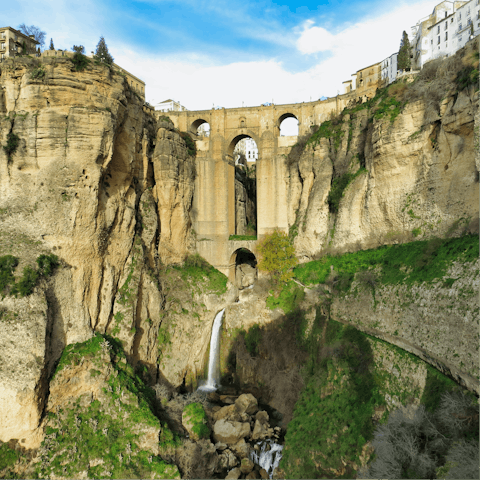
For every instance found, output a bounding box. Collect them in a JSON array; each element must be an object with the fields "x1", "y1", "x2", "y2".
[
  {"x1": 381, "y1": 52, "x2": 399, "y2": 85},
  {"x1": 234, "y1": 138, "x2": 258, "y2": 164},
  {"x1": 411, "y1": 0, "x2": 479, "y2": 69},
  {"x1": 155, "y1": 99, "x2": 188, "y2": 112}
]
